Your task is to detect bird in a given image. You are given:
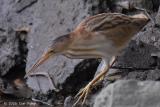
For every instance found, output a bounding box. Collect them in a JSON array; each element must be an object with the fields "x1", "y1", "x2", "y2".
[{"x1": 25, "y1": 12, "x2": 149, "y2": 106}]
